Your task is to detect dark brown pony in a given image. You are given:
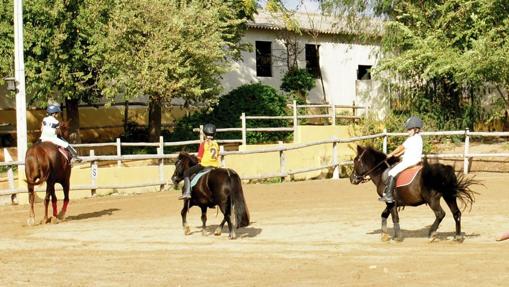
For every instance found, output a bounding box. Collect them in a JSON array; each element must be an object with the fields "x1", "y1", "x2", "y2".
[
  {"x1": 24, "y1": 121, "x2": 72, "y2": 225},
  {"x1": 350, "y1": 145, "x2": 477, "y2": 242},
  {"x1": 171, "y1": 152, "x2": 250, "y2": 239}
]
